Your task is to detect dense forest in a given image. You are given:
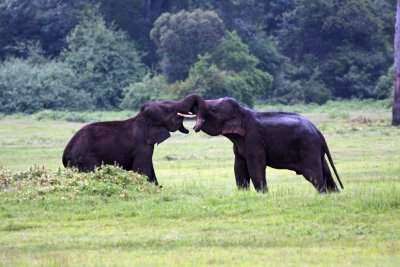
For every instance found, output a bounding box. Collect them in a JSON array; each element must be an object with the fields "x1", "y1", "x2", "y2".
[{"x1": 0, "y1": 0, "x2": 396, "y2": 113}]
